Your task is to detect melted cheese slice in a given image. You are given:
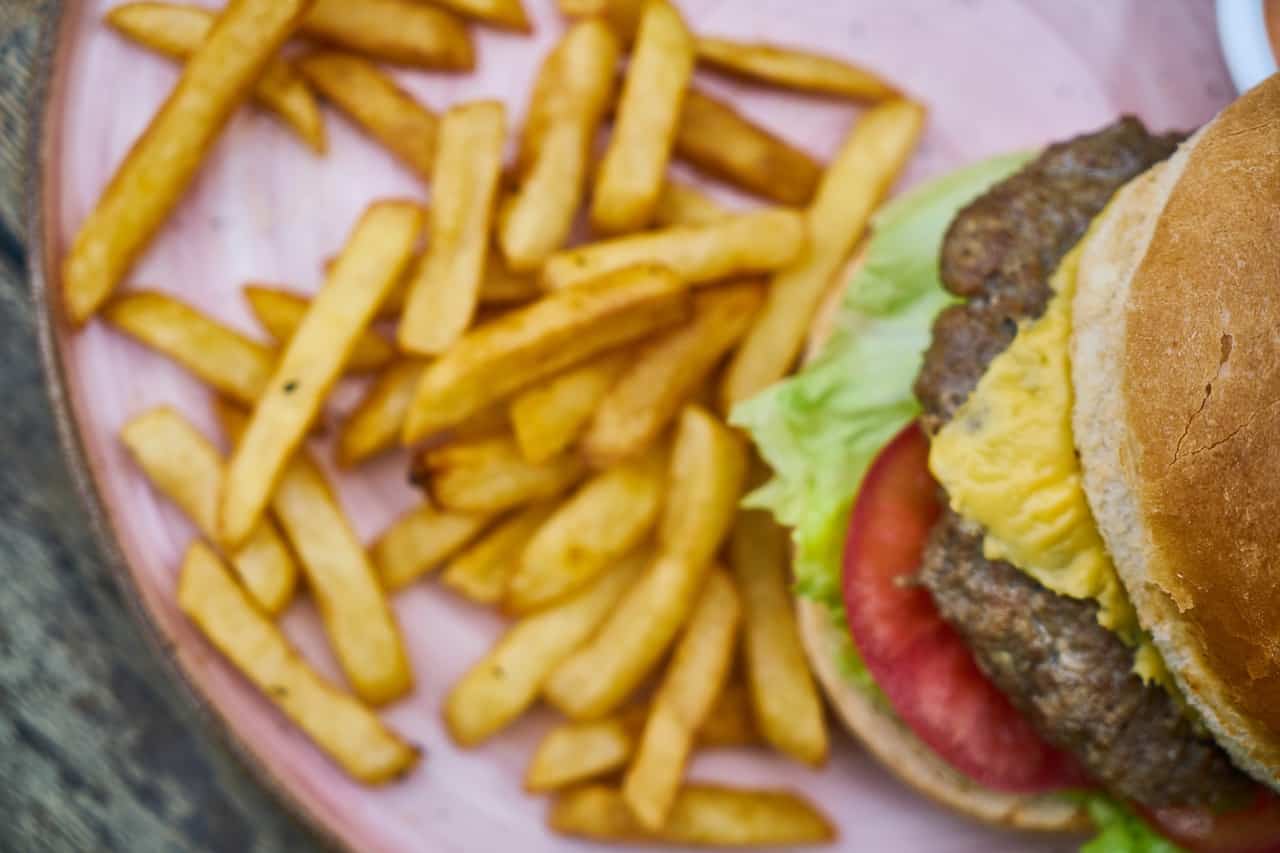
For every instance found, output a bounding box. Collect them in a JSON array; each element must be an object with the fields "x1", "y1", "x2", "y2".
[{"x1": 929, "y1": 245, "x2": 1169, "y2": 686}]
